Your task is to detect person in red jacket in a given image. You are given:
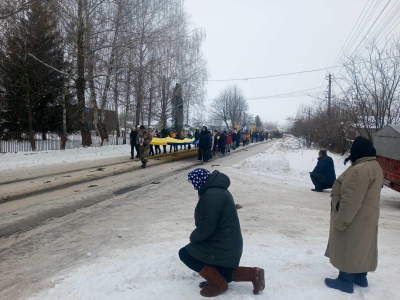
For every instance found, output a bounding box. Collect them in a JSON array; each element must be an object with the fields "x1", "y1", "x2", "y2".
[{"x1": 226, "y1": 133, "x2": 232, "y2": 153}]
